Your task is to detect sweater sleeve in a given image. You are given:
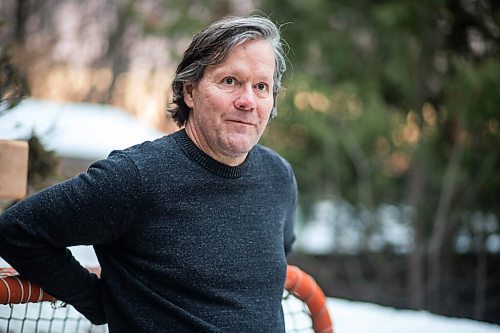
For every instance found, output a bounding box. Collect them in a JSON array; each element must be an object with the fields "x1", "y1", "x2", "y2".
[{"x1": 0, "y1": 151, "x2": 141, "y2": 324}]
